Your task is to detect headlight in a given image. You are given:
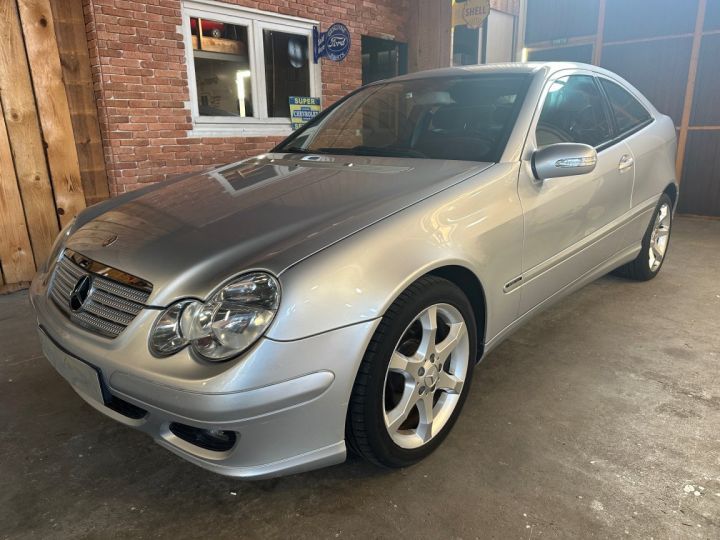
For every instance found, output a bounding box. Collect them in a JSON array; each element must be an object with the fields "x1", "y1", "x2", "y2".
[{"x1": 149, "y1": 272, "x2": 280, "y2": 361}]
